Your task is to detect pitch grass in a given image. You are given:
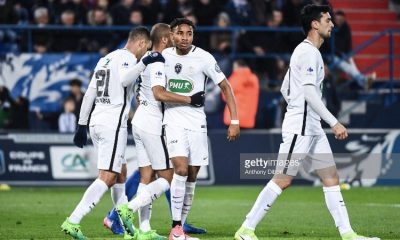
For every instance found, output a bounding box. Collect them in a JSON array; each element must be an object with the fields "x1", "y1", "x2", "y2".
[{"x1": 0, "y1": 186, "x2": 399, "y2": 240}]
